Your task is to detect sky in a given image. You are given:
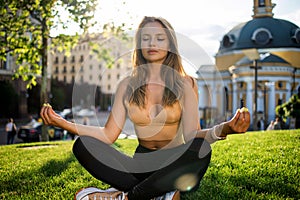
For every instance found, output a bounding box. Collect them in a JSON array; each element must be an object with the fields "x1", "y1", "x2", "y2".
[{"x1": 94, "y1": 0, "x2": 300, "y2": 61}]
